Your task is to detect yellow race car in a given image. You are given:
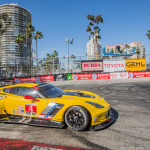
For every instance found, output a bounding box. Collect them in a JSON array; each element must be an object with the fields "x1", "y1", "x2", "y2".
[{"x1": 0, "y1": 82, "x2": 114, "y2": 131}]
